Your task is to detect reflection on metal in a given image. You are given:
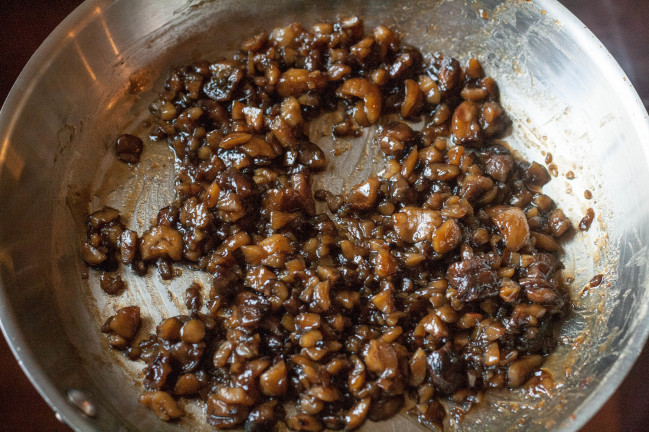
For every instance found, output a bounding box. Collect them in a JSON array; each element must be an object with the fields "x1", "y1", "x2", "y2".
[
  {"x1": 0, "y1": 249, "x2": 15, "y2": 278},
  {"x1": 96, "y1": 6, "x2": 120, "y2": 56},
  {"x1": 70, "y1": 36, "x2": 97, "y2": 82},
  {"x1": 66, "y1": 389, "x2": 97, "y2": 418},
  {"x1": 105, "y1": 94, "x2": 119, "y2": 111},
  {"x1": 0, "y1": 138, "x2": 7, "y2": 166},
  {"x1": 0, "y1": 138, "x2": 24, "y2": 180}
]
